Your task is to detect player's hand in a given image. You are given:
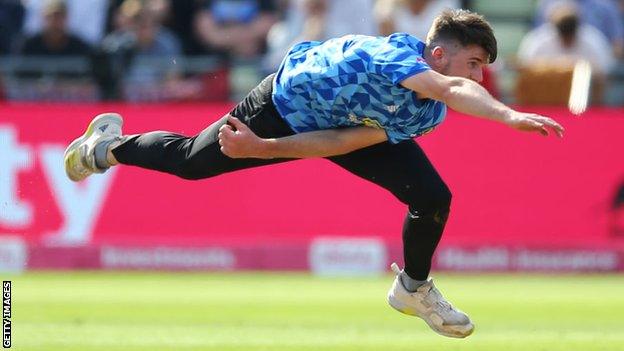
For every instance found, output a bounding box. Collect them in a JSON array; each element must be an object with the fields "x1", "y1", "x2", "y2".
[
  {"x1": 505, "y1": 112, "x2": 565, "y2": 137},
  {"x1": 218, "y1": 115, "x2": 266, "y2": 158}
]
